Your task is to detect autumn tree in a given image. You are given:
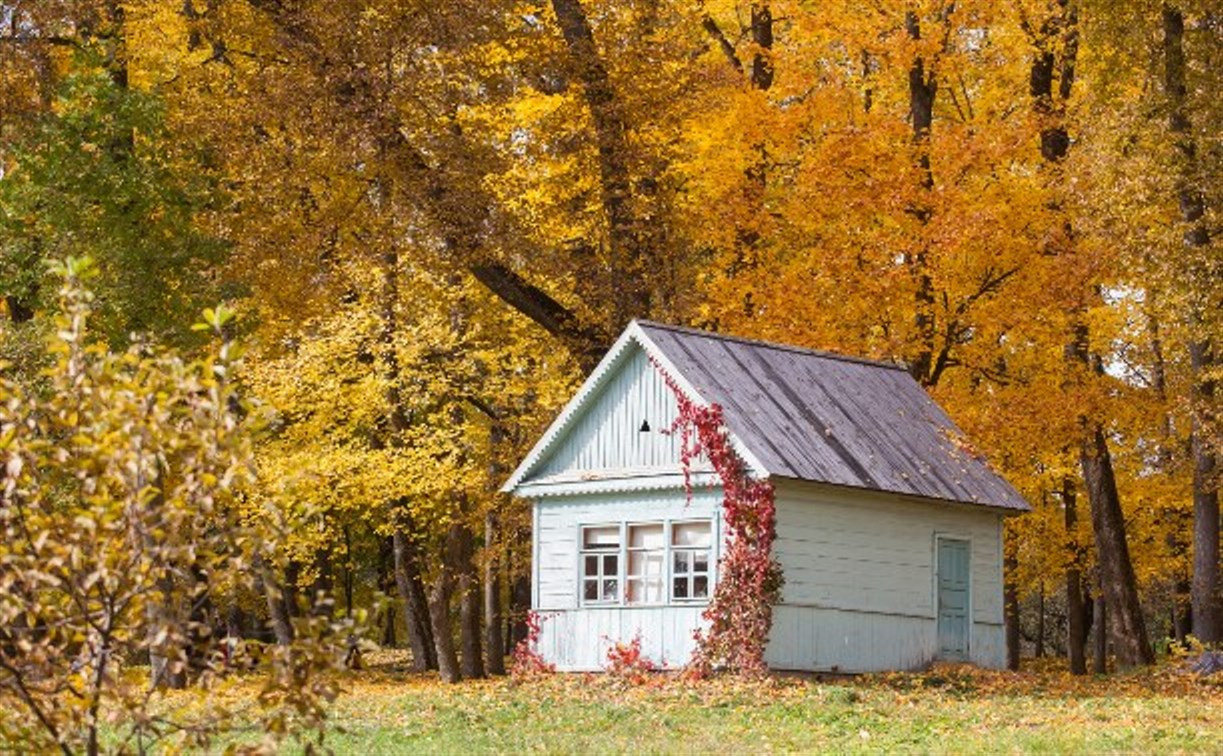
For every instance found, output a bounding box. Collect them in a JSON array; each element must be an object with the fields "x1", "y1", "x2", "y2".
[
  {"x1": 0, "y1": 66, "x2": 229, "y2": 345},
  {"x1": 1160, "y1": 2, "x2": 1220, "y2": 645}
]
